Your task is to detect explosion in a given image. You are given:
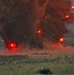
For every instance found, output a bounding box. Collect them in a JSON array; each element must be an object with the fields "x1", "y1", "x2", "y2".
[{"x1": 0, "y1": 0, "x2": 73, "y2": 49}]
